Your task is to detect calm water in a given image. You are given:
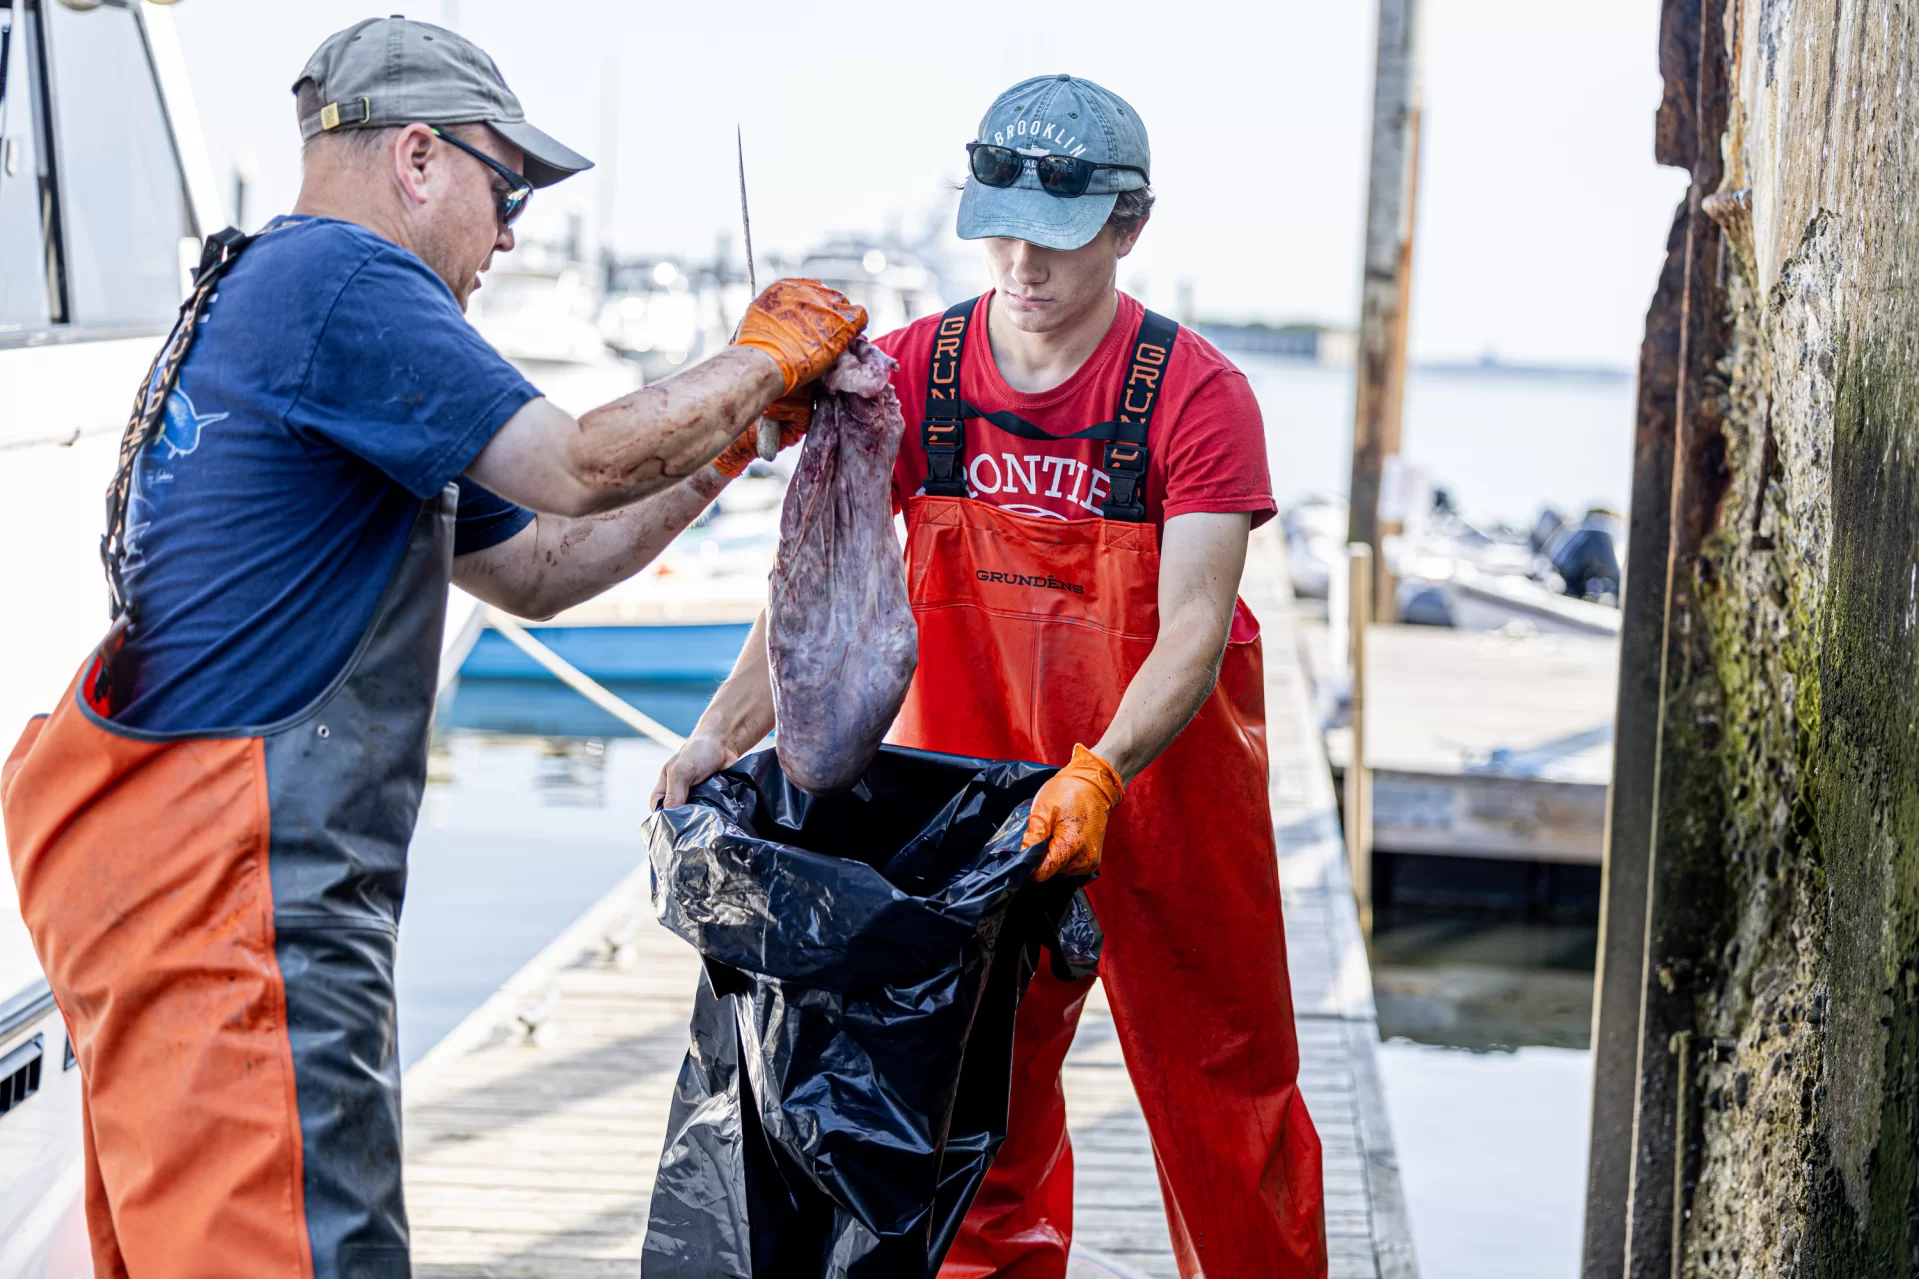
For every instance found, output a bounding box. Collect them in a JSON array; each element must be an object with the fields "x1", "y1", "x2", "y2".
[
  {"x1": 1243, "y1": 355, "x2": 1634, "y2": 524},
  {"x1": 1367, "y1": 853, "x2": 1601, "y2": 1278},
  {"x1": 1378, "y1": 1040, "x2": 1593, "y2": 1276},
  {"x1": 397, "y1": 733, "x2": 669, "y2": 1069}
]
